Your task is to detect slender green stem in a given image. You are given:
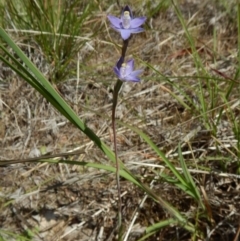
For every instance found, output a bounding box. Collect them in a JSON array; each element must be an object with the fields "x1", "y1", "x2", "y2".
[
  {"x1": 112, "y1": 79, "x2": 123, "y2": 230},
  {"x1": 121, "y1": 38, "x2": 129, "y2": 58},
  {"x1": 112, "y1": 39, "x2": 129, "y2": 234}
]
